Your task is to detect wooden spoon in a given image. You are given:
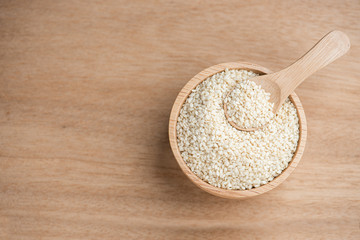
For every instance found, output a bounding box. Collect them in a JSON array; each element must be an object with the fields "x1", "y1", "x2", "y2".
[{"x1": 224, "y1": 30, "x2": 350, "y2": 131}]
